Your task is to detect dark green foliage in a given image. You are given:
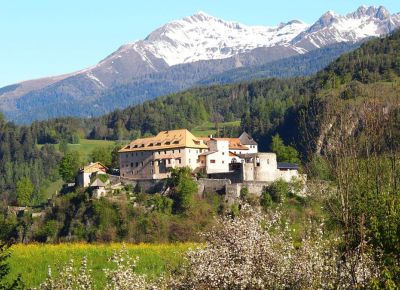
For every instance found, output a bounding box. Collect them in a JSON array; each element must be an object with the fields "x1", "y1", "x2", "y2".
[
  {"x1": 315, "y1": 30, "x2": 400, "y2": 87},
  {"x1": 90, "y1": 146, "x2": 112, "y2": 167},
  {"x1": 168, "y1": 168, "x2": 198, "y2": 214},
  {"x1": 263, "y1": 180, "x2": 290, "y2": 203},
  {"x1": 239, "y1": 187, "x2": 249, "y2": 201},
  {"x1": 110, "y1": 144, "x2": 123, "y2": 168},
  {"x1": 148, "y1": 194, "x2": 173, "y2": 214},
  {"x1": 260, "y1": 189, "x2": 273, "y2": 210},
  {"x1": 0, "y1": 119, "x2": 61, "y2": 205},
  {"x1": 16, "y1": 178, "x2": 34, "y2": 206},
  {"x1": 271, "y1": 134, "x2": 300, "y2": 163},
  {"x1": 58, "y1": 151, "x2": 82, "y2": 182}
]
